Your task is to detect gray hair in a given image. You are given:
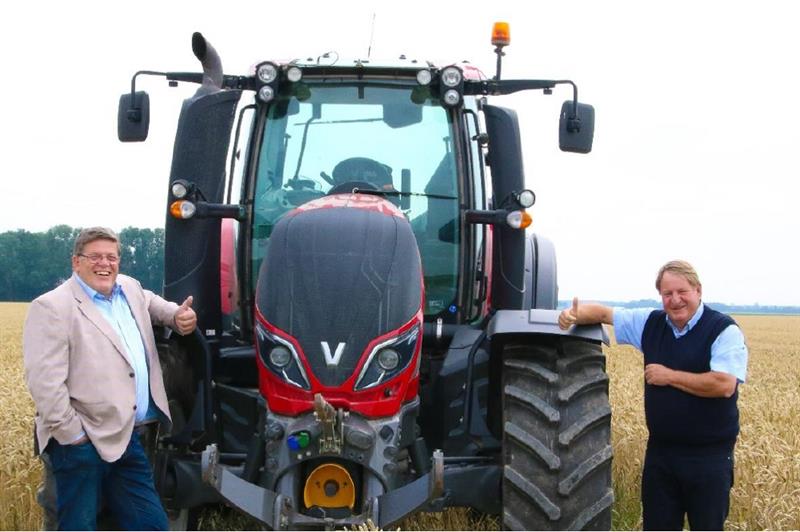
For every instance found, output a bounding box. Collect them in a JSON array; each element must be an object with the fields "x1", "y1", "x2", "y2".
[
  {"x1": 73, "y1": 227, "x2": 121, "y2": 256},
  {"x1": 655, "y1": 260, "x2": 701, "y2": 291}
]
